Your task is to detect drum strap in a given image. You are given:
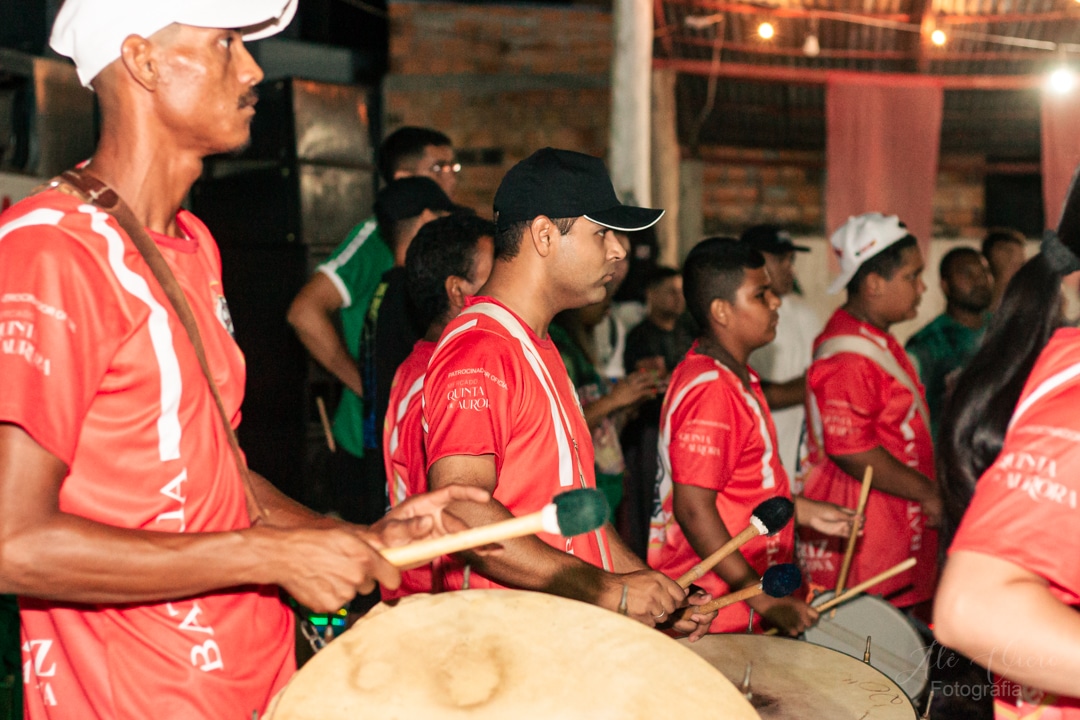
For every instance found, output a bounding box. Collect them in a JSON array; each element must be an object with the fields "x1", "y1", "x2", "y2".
[
  {"x1": 42, "y1": 168, "x2": 268, "y2": 525},
  {"x1": 461, "y1": 302, "x2": 613, "y2": 572},
  {"x1": 813, "y1": 334, "x2": 931, "y2": 434}
]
